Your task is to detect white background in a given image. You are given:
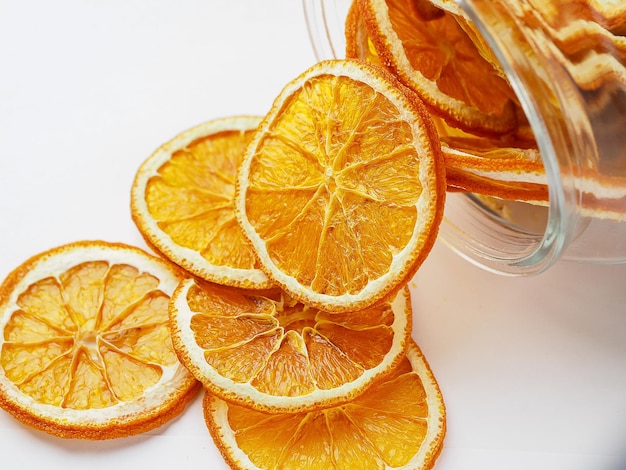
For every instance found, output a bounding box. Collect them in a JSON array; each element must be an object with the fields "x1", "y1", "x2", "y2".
[{"x1": 1, "y1": 1, "x2": 626, "y2": 469}]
